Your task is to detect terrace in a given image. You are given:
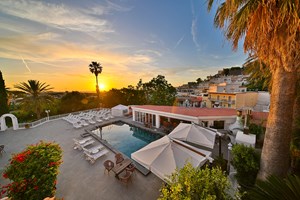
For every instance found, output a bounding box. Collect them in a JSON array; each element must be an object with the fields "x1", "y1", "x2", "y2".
[
  {"x1": 0, "y1": 106, "x2": 238, "y2": 199},
  {"x1": 0, "y1": 119, "x2": 163, "y2": 199}
]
